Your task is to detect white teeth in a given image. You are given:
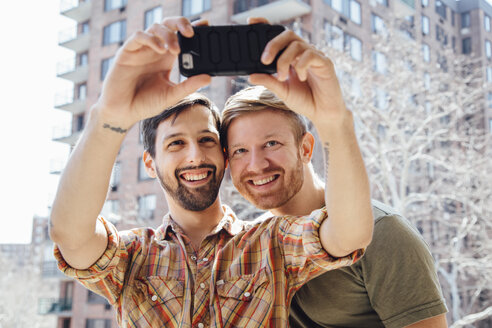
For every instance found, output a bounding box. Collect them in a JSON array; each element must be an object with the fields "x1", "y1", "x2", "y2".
[
  {"x1": 183, "y1": 173, "x2": 208, "y2": 181},
  {"x1": 252, "y1": 175, "x2": 275, "y2": 186}
]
